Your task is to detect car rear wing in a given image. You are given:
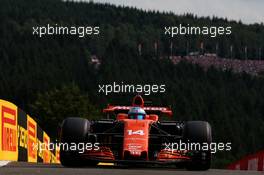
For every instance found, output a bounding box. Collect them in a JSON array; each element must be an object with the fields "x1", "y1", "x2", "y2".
[{"x1": 103, "y1": 105, "x2": 173, "y2": 117}]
